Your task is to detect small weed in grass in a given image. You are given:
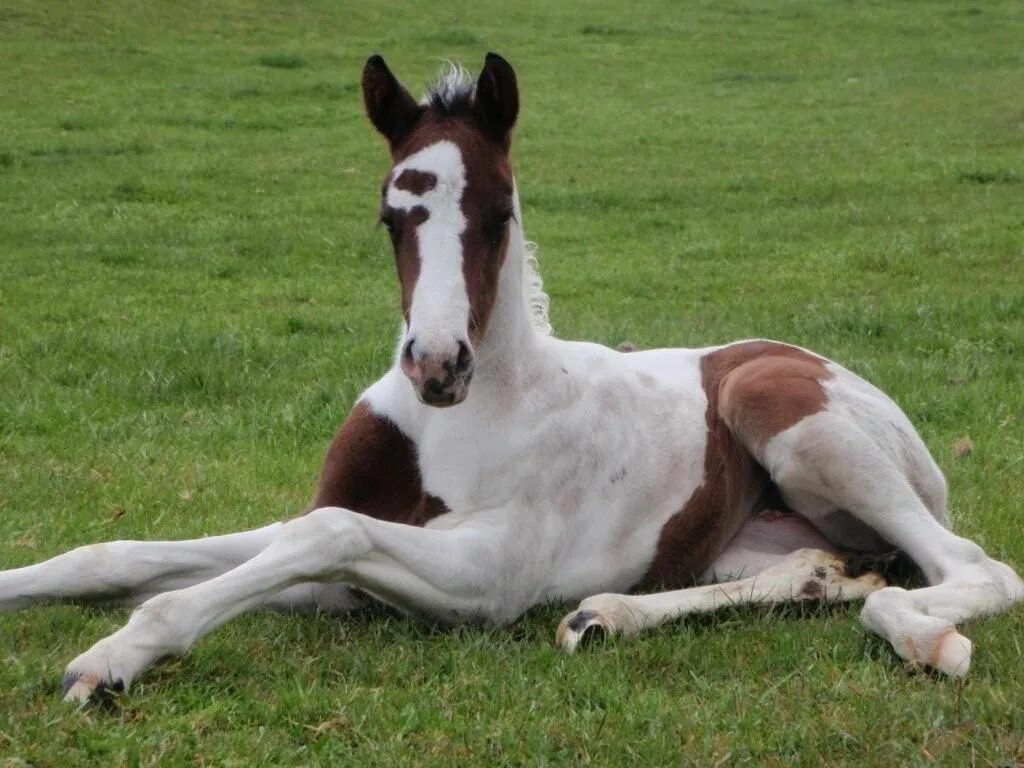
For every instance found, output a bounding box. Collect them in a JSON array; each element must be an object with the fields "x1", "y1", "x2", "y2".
[
  {"x1": 579, "y1": 24, "x2": 634, "y2": 37},
  {"x1": 421, "y1": 28, "x2": 480, "y2": 46},
  {"x1": 111, "y1": 181, "x2": 148, "y2": 202},
  {"x1": 958, "y1": 169, "x2": 1022, "y2": 185},
  {"x1": 258, "y1": 53, "x2": 307, "y2": 69},
  {"x1": 230, "y1": 85, "x2": 265, "y2": 99}
]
